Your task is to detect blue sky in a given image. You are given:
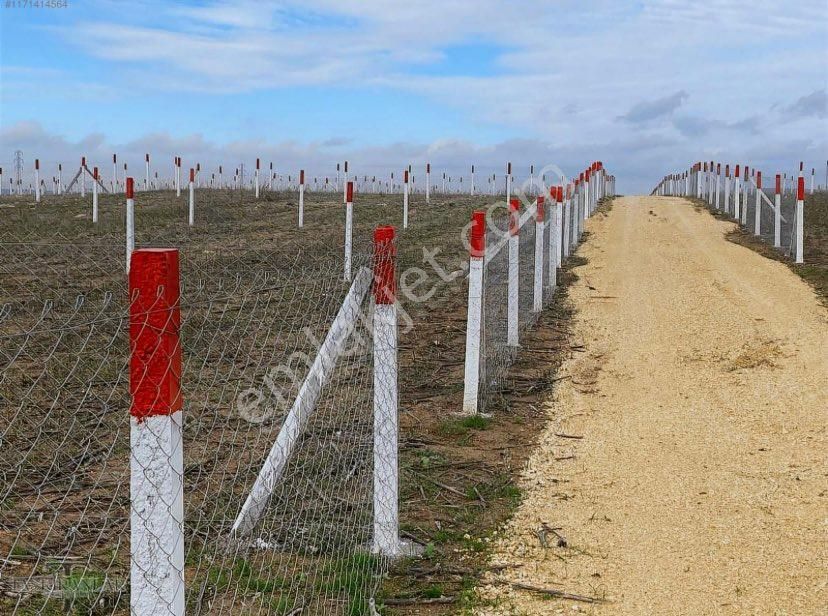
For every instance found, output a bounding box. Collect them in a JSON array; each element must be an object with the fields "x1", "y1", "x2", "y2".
[{"x1": 1, "y1": 0, "x2": 826, "y2": 193}]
